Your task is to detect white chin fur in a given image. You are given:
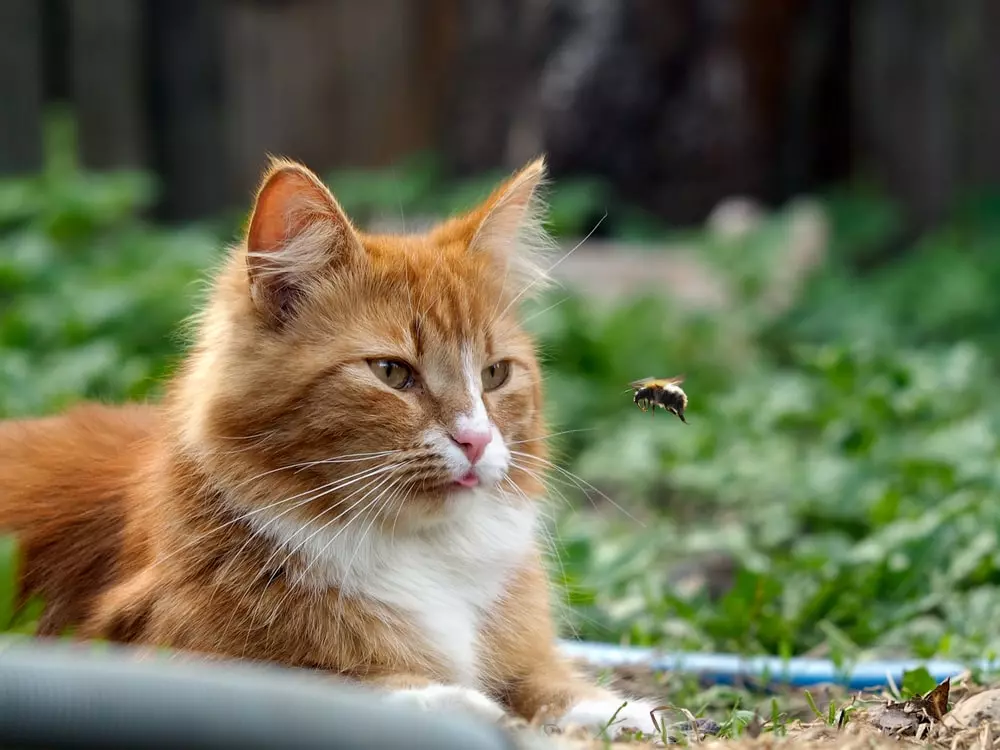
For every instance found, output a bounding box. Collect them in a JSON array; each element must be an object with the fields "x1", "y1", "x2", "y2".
[
  {"x1": 557, "y1": 697, "x2": 663, "y2": 738},
  {"x1": 249, "y1": 485, "x2": 538, "y2": 686}
]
